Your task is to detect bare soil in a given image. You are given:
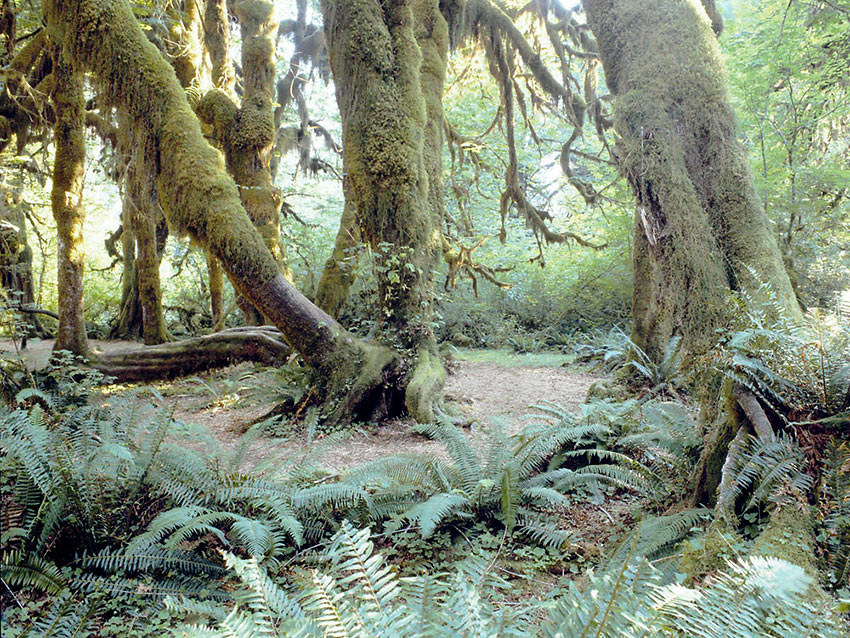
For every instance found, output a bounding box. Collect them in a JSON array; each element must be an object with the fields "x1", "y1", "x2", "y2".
[{"x1": 1, "y1": 339, "x2": 598, "y2": 473}]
